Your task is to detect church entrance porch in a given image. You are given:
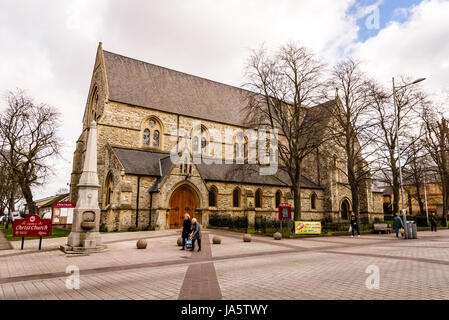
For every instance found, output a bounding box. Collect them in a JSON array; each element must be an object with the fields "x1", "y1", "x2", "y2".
[{"x1": 169, "y1": 185, "x2": 197, "y2": 229}]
